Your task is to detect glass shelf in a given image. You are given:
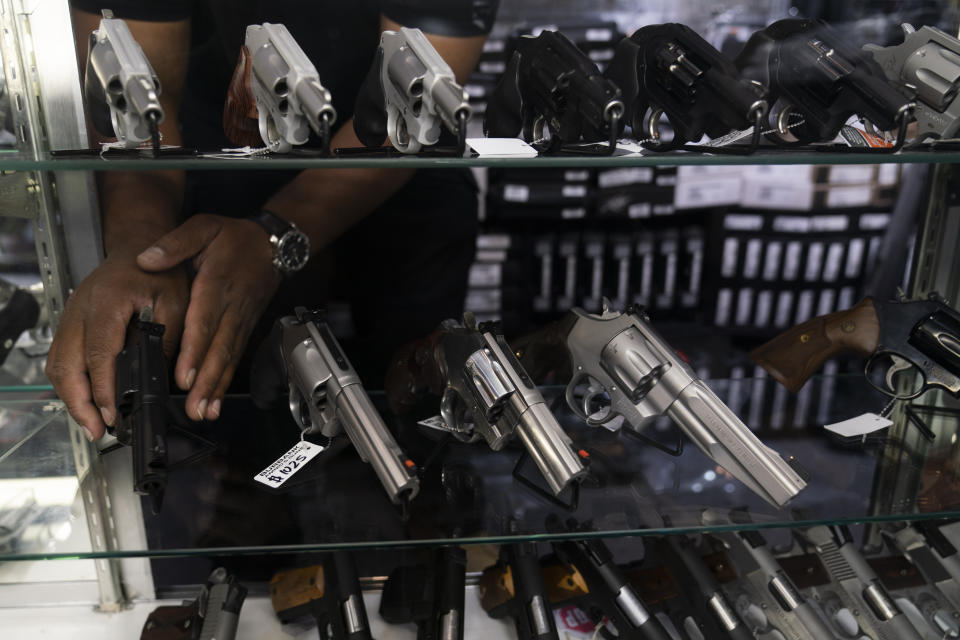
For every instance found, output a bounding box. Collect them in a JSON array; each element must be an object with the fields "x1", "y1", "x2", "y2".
[
  {"x1": 0, "y1": 147, "x2": 959, "y2": 170},
  {"x1": 0, "y1": 374, "x2": 956, "y2": 562}
]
